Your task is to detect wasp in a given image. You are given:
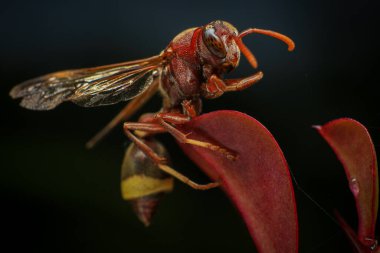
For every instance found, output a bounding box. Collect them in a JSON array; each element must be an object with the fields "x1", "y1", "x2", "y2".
[{"x1": 10, "y1": 20, "x2": 295, "y2": 225}]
